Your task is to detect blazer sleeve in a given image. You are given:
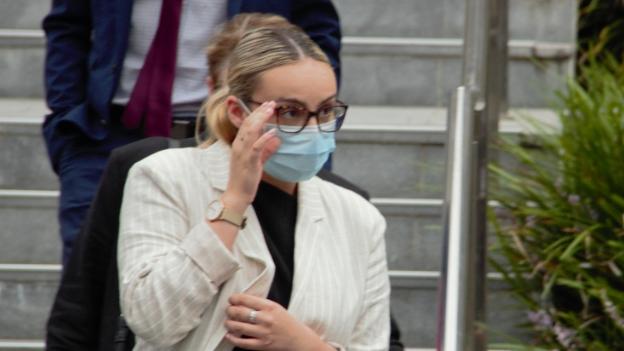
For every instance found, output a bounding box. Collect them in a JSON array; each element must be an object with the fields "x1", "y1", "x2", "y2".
[
  {"x1": 291, "y1": 0, "x2": 342, "y2": 83},
  {"x1": 42, "y1": 0, "x2": 92, "y2": 169},
  {"x1": 117, "y1": 160, "x2": 240, "y2": 347},
  {"x1": 42, "y1": 0, "x2": 91, "y2": 121}
]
